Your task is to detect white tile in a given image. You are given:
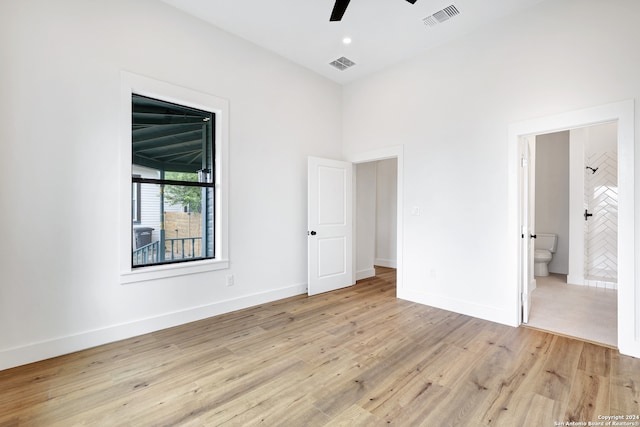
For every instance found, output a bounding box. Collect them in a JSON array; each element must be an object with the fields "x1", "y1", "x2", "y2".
[{"x1": 527, "y1": 274, "x2": 617, "y2": 347}]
